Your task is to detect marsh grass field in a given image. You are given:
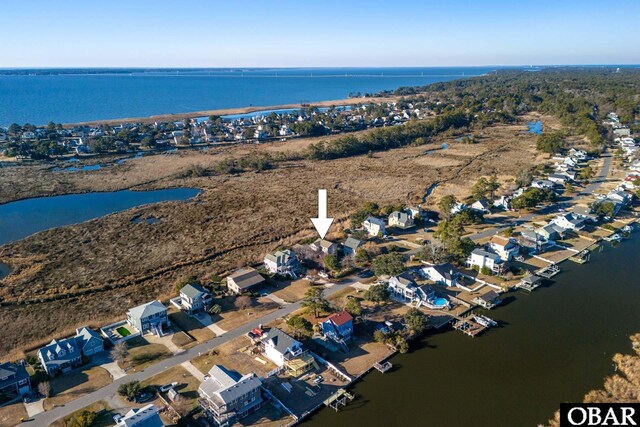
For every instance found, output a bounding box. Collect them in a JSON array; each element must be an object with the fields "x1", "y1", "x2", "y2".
[{"x1": 0, "y1": 115, "x2": 550, "y2": 357}]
